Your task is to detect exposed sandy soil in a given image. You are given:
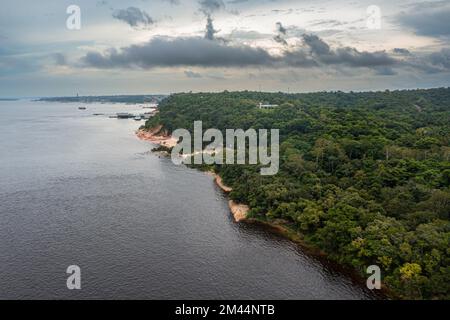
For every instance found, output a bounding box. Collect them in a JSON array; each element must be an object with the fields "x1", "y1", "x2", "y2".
[
  {"x1": 209, "y1": 172, "x2": 249, "y2": 222},
  {"x1": 228, "y1": 200, "x2": 249, "y2": 222},
  {"x1": 136, "y1": 126, "x2": 178, "y2": 148},
  {"x1": 213, "y1": 174, "x2": 233, "y2": 193}
]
